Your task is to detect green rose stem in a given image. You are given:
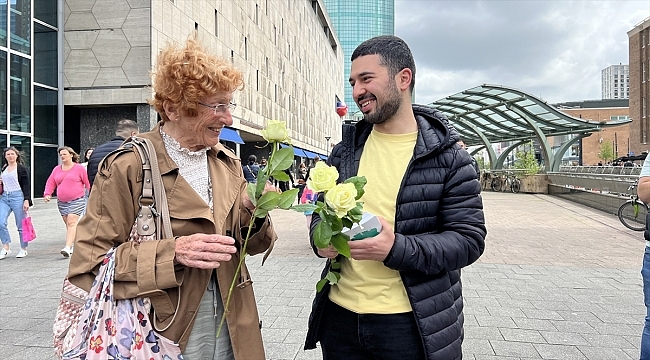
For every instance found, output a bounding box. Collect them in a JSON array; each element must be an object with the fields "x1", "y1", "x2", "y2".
[
  {"x1": 217, "y1": 216, "x2": 255, "y2": 337},
  {"x1": 217, "y1": 140, "x2": 302, "y2": 337}
]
